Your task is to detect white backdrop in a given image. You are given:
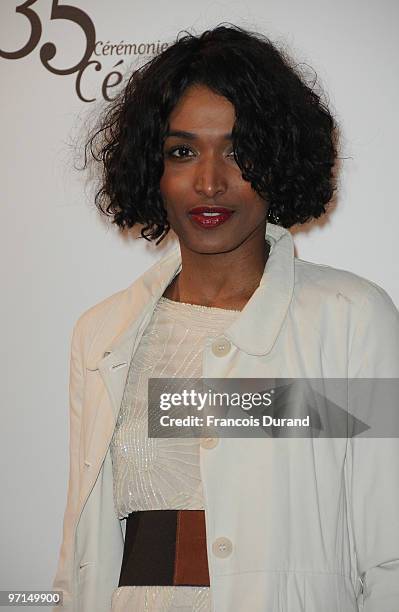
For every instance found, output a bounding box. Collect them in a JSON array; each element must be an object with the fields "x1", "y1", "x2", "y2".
[{"x1": 1, "y1": 0, "x2": 398, "y2": 606}]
